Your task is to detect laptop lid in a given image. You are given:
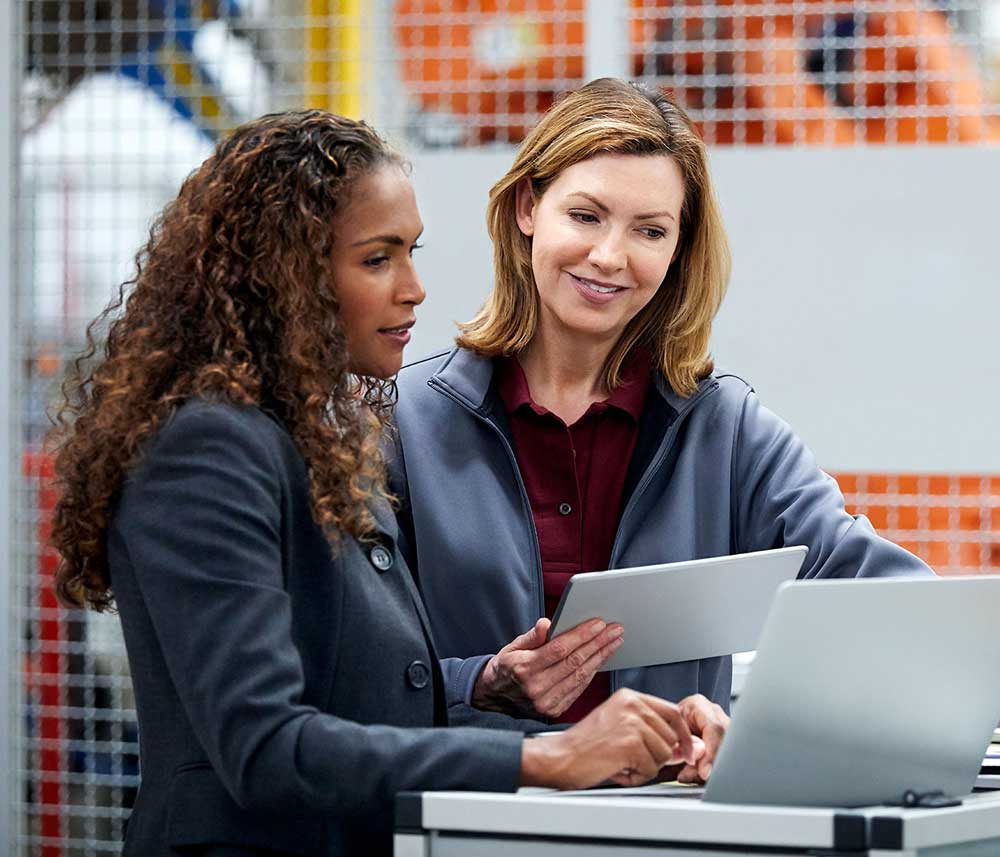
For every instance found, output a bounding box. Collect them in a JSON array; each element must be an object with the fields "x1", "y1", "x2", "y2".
[
  {"x1": 703, "y1": 576, "x2": 1000, "y2": 807},
  {"x1": 548, "y1": 546, "x2": 807, "y2": 672}
]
